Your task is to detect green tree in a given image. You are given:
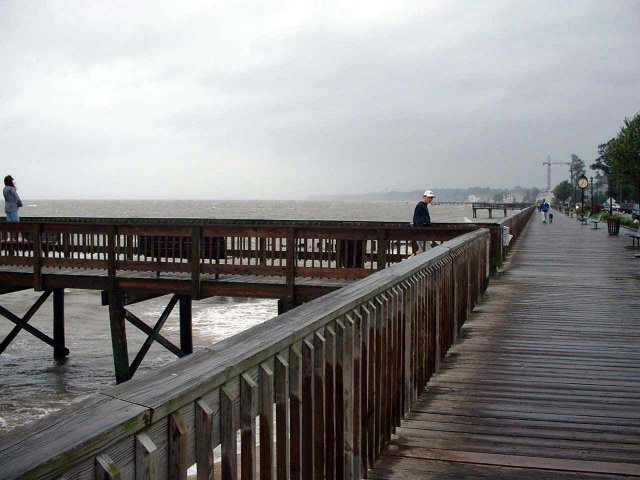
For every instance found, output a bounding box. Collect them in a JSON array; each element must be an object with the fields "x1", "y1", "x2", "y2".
[
  {"x1": 568, "y1": 154, "x2": 586, "y2": 204},
  {"x1": 592, "y1": 112, "x2": 640, "y2": 204},
  {"x1": 569, "y1": 154, "x2": 586, "y2": 179},
  {"x1": 553, "y1": 180, "x2": 573, "y2": 204},
  {"x1": 591, "y1": 139, "x2": 615, "y2": 177},
  {"x1": 611, "y1": 113, "x2": 640, "y2": 204}
]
